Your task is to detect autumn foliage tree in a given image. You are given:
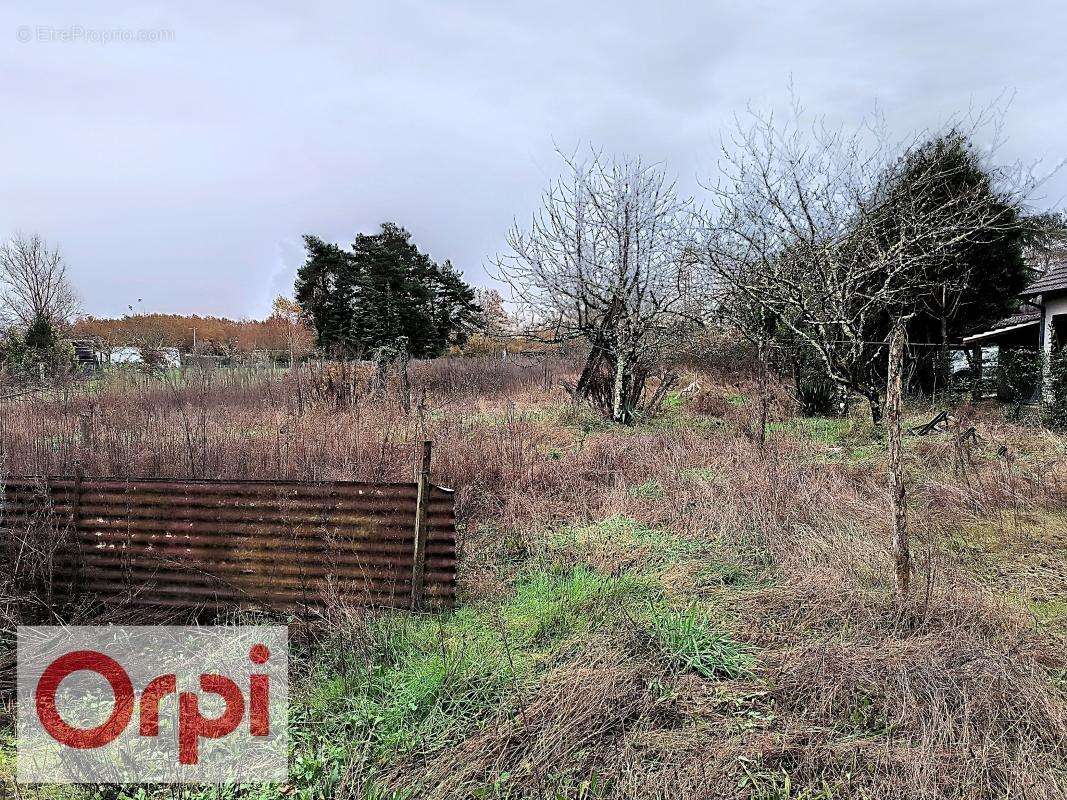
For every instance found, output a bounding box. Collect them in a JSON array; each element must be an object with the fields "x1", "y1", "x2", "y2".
[{"x1": 72, "y1": 298, "x2": 315, "y2": 360}]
